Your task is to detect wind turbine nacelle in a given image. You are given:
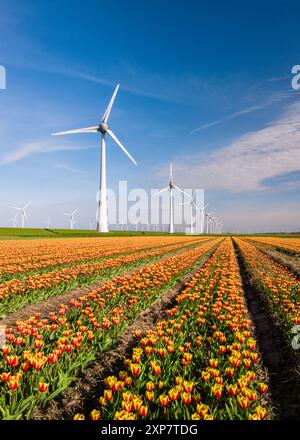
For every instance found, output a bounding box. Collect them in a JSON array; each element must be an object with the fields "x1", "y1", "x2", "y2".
[{"x1": 99, "y1": 122, "x2": 108, "y2": 133}]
